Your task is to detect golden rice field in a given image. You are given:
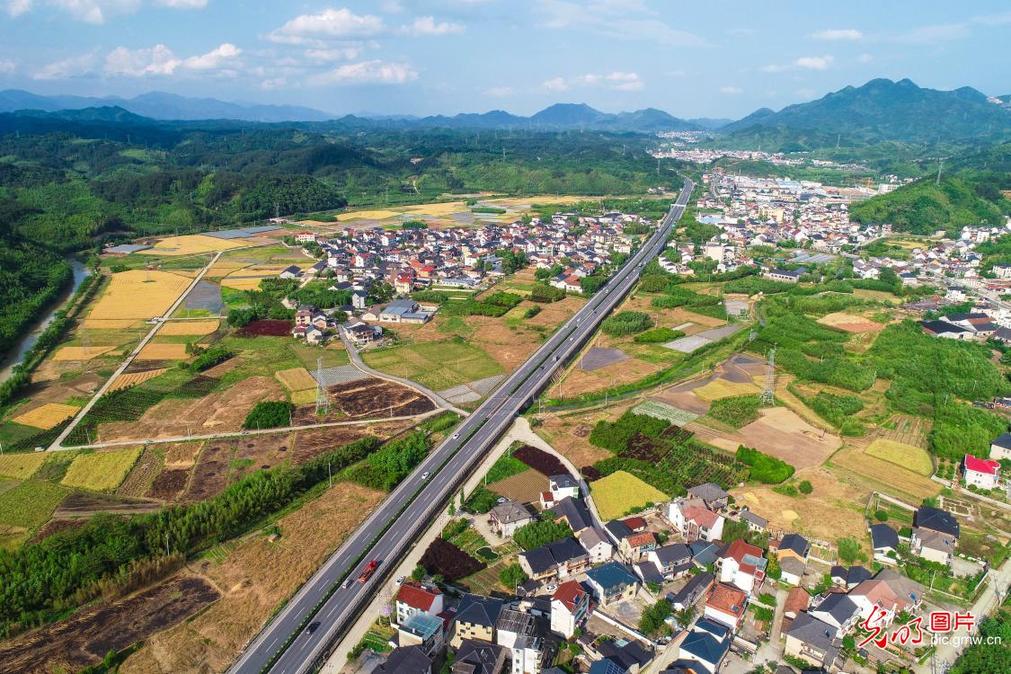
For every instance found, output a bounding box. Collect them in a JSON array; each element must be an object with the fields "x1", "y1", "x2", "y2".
[
  {"x1": 219, "y1": 265, "x2": 293, "y2": 290},
  {"x1": 61, "y1": 448, "x2": 142, "y2": 491},
  {"x1": 275, "y1": 367, "x2": 317, "y2": 392},
  {"x1": 52, "y1": 345, "x2": 117, "y2": 361},
  {"x1": 291, "y1": 389, "x2": 318, "y2": 405},
  {"x1": 693, "y1": 379, "x2": 761, "y2": 402},
  {"x1": 159, "y1": 320, "x2": 220, "y2": 336},
  {"x1": 865, "y1": 438, "x2": 934, "y2": 476},
  {"x1": 107, "y1": 368, "x2": 167, "y2": 392},
  {"x1": 79, "y1": 318, "x2": 142, "y2": 329},
  {"x1": 139, "y1": 234, "x2": 247, "y2": 256},
  {"x1": 136, "y1": 343, "x2": 189, "y2": 360},
  {"x1": 335, "y1": 209, "x2": 403, "y2": 221},
  {"x1": 88, "y1": 270, "x2": 192, "y2": 320},
  {"x1": 591, "y1": 470, "x2": 669, "y2": 520},
  {"x1": 13, "y1": 402, "x2": 81, "y2": 430},
  {"x1": 0, "y1": 453, "x2": 48, "y2": 480}
]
